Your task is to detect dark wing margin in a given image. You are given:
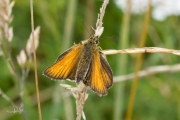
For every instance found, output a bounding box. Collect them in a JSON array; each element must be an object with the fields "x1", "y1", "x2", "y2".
[
  {"x1": 99, "y1": 52, "x2": 113, "y2": 89},
  {"x1": 43, "y1": 44, "x2": 84, "y2": 80}
]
